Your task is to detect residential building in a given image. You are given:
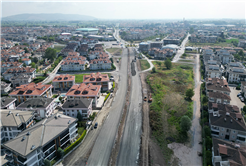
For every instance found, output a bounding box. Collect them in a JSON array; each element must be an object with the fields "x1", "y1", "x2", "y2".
[
  {"x1": 226, "y1": 63, "x2": 246, "y2": 83},
  {"x1": 139, "y1": 42, "x2": 150, "y2": 52},
  {"x1": 83, "y1": 72, "x2": 109, "y2": 91},
  {"x1": 163, "y1": 39, "x2": 180, "y2": 45},
  {"x1": 1, "y1": 62, "x2": 23, "y2": 73},
  {"x1": 218, "y1": 49, "x2": 234, "y2": 64},
  {"x1": 66, "y1": 83, "x2": 101, "y2": 106},
  {"x1": 16, "y1": 98, "x2": 56, "y2": 118},
  {"x1": 206, "y1": 78, "x2": 231, "y2": 96},
  {"x1": 52, "y1": 74, "x2": 75, "y2": 91},
  {"x1": 1, "y1": 110, "x2": 35, "y2": 144},
  {"x1": 208, "y1": 102, "x2": 239, "y2": 114},
  {"x1": 59, "y1": 33, "x2": 72, "y2": 40},
  {"x1": 3, "y1": 67, "x2": 36, "y2": 81},
  {"x1": 2, "y1": 113, "x2": 78, "y2": 166},
  {"x1": 9, "y1": 83, "x2": 53, "y2": 104},
  {"x1": 205, "y1": 65, "x2": 223, "y2": 79},
  {"x1": 10, "y1": 74, "x2": 32, "y2": 88},
  {"x1": 78, "y1": 44, "x2": 88, "y2": 56},
  {"x1": 61, "y1": 54, "x2": 86, "y2": 71},
  {"x1": 1, "y1": 82, "x2": 11, "y2": 94},
  {"x1": 89, "y1": 58, "x2": 112, "y2": 70},
  {"x1": 209, "y1": 111, "x2": 246, "y2": 142},
  {"x1": 1, "y1": 98, "x2": 16, "y2": 109},
  {"x1": 241, "y1": 81, "x2": 246, "y2": 98},
  {"x1": 22, "y1": 58, "x2": 32, "y2": 65},
  {"x1": 150, "y1": 42, "x2": 163, "y2": 49},
  {"x1": 238, "y1": 40, "x2": 246, "y2": 49},
  {"x1": 212, "y1": 137, "x2": 246, "y2": 166},
  {"x1": 208, "y1": 91, "x2": 231, "y2": 105},
  {"x1": 75, "y1": 28, "x2": 99, "y2": 35},
  {"x1": 62, "y1": 98, "x2": 93, "y2": 119}
]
